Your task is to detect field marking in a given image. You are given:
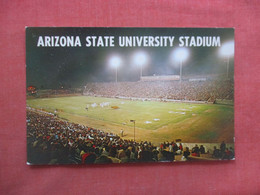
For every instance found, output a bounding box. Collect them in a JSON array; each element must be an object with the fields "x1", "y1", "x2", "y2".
[{"x1": 27, "y1": 95, "x2": 234, "y2": 143}]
